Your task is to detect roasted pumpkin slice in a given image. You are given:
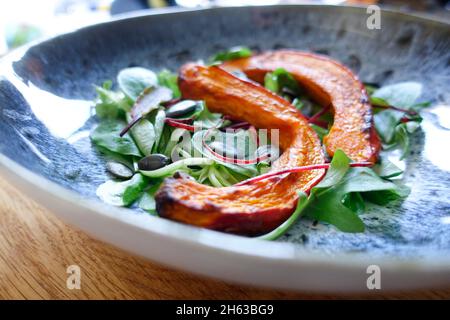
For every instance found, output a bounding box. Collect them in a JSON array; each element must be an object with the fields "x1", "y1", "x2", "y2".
[
  {"x1": 222, "y1": 50, "x2": 381, "y2": 162},
  {"x1": 155, "y1": 63, "x2": 325, "y2": 235}
]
